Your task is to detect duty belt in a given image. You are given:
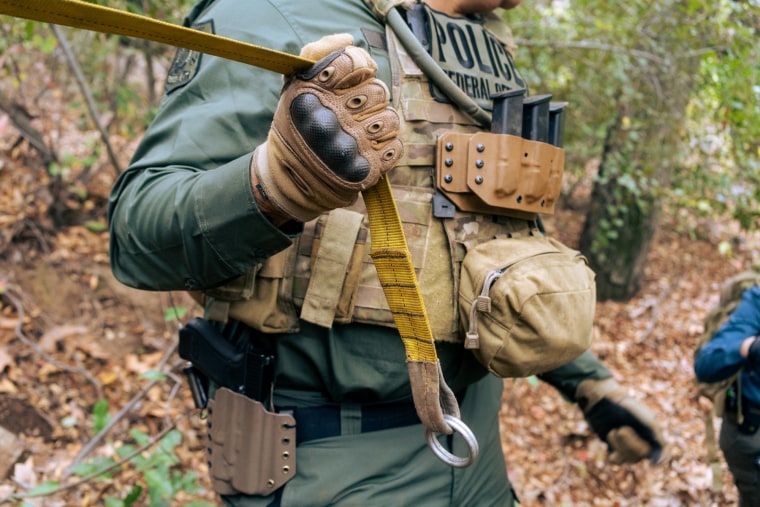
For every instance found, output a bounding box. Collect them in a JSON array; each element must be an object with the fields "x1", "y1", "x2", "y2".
[
  {"x1": 0, "y1": 0, "x2": 476, "y2": 467},
  {"x1": 283, "y1": 400, "x2": 422, "y2": 445}
]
